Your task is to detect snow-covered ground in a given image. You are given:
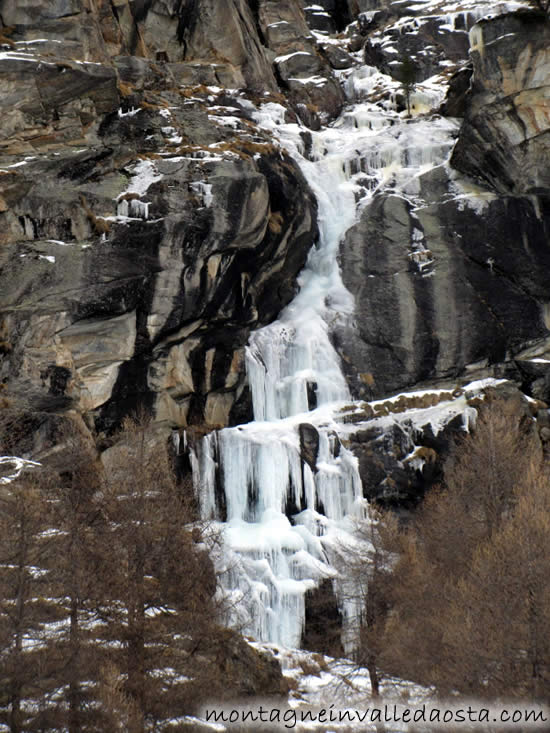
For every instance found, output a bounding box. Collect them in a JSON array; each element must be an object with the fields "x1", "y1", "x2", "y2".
[{"x1": 192, "y1": 643, "x2": 434, "y2": 733}]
